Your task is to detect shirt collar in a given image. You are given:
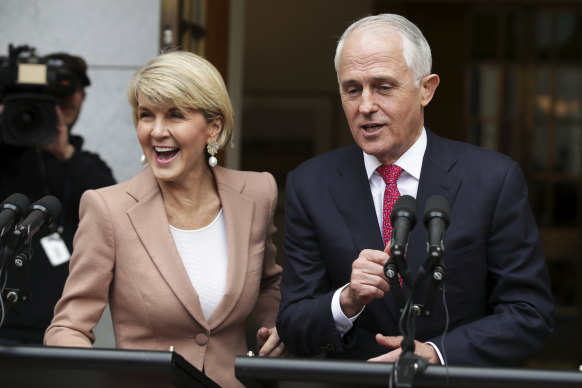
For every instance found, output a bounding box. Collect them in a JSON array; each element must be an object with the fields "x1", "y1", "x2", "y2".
[{"x1": 363, "y1": 127, "x2": 427, "y2": 181}]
